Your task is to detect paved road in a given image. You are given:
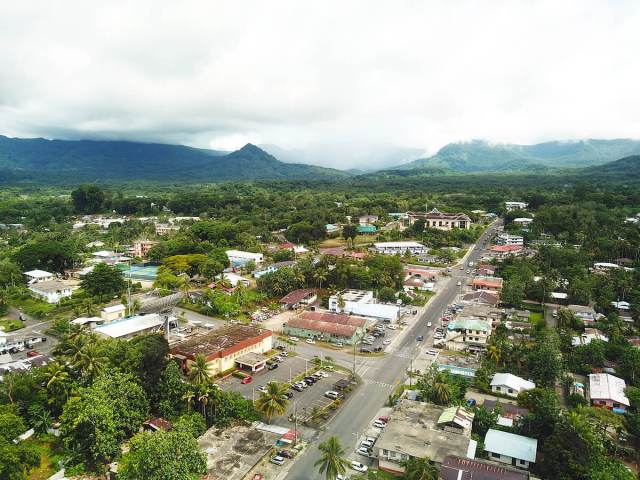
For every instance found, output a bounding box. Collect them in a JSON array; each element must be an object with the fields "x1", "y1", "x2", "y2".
[{"x1": 286, "y1": 221, "x2": 500, "y2": 479}]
